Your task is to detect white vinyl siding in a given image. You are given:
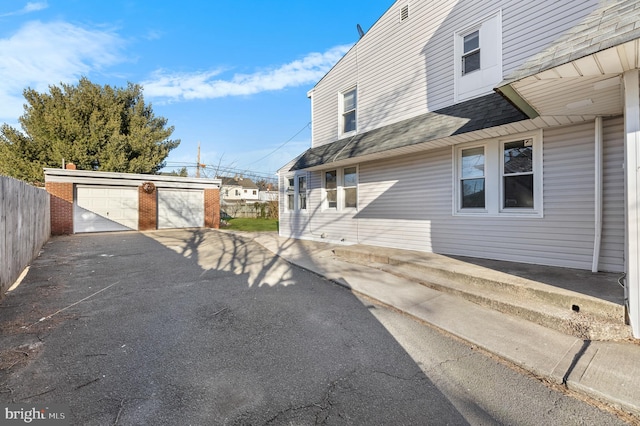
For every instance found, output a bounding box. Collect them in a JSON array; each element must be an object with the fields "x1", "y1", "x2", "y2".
[
  {"x1": 281, "y1": 119, "x2": 625, "y2": 272},
  {"x1": 310, "y1": 0, "x2": 600, "y2": 148}
]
